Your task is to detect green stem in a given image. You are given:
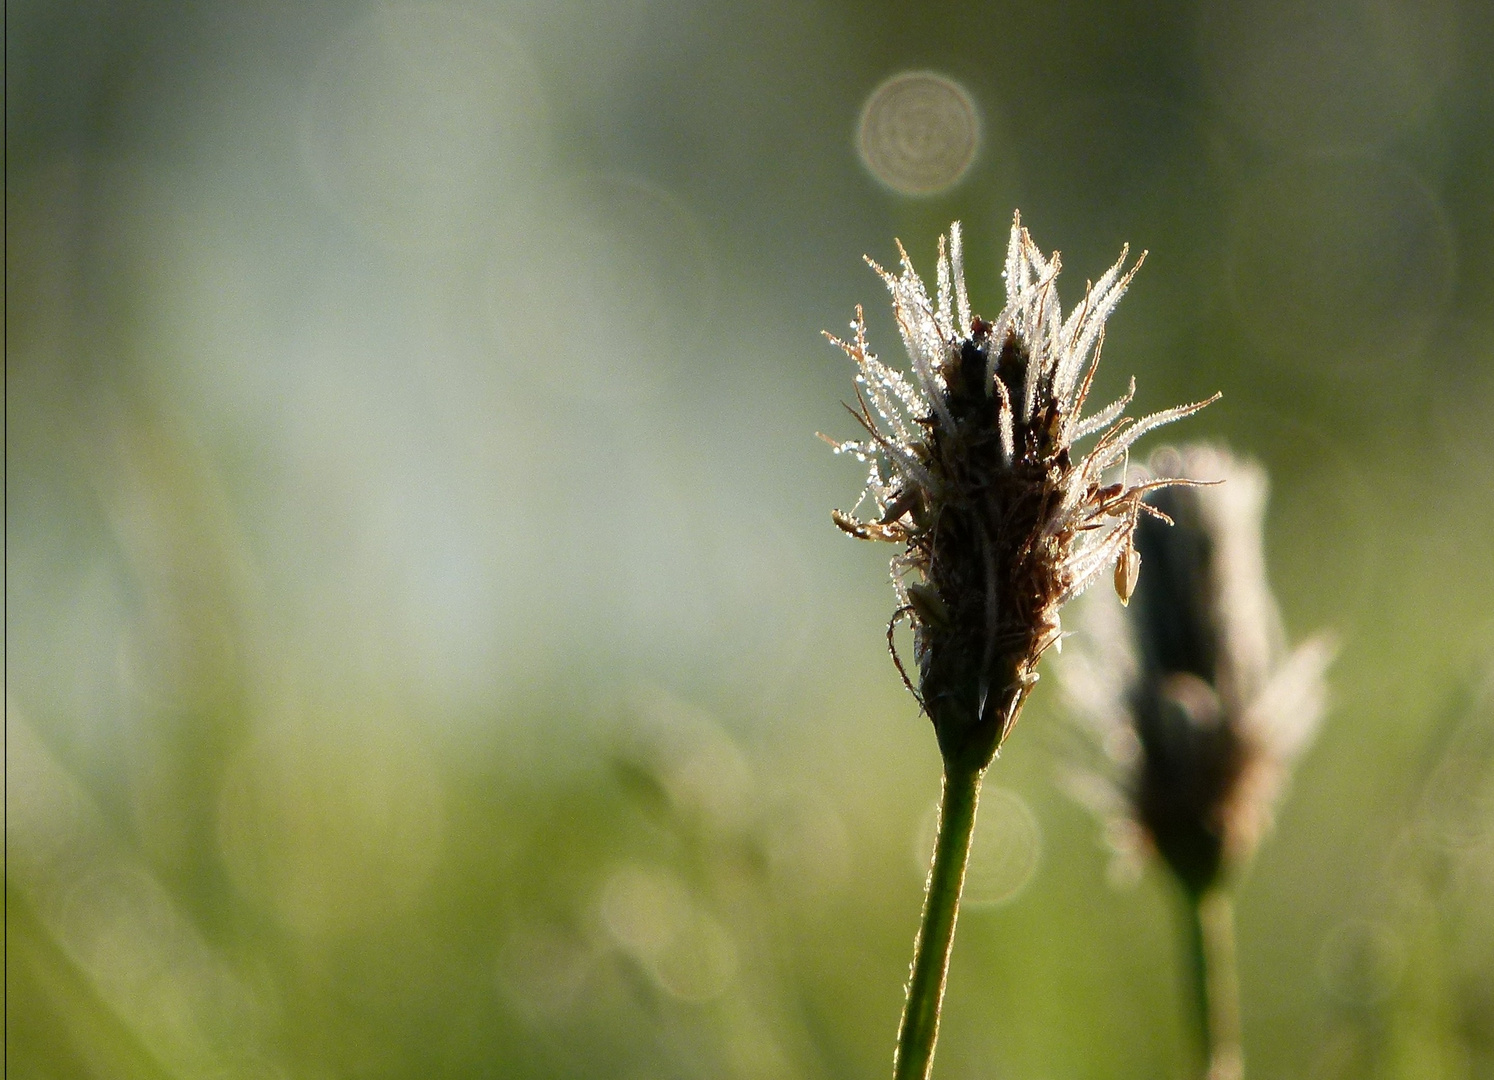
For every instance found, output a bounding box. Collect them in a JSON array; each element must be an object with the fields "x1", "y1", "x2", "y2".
[
  {"x1": 1185, "y1": 888, "x2": 1243, "y2": 1080},
  {"x1": 893, "y1": 762, "x2": 982, "y2": 1080}
]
